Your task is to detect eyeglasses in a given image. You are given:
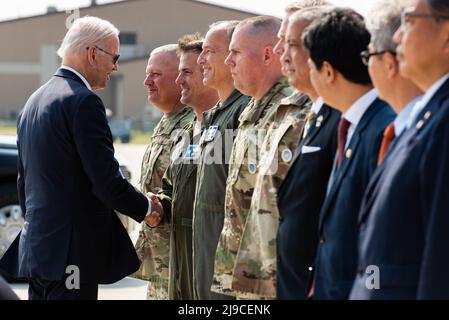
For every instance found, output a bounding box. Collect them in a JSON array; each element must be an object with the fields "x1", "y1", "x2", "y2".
[
  {"x1": 400, "y1": 11, "x2": 449, "y2": 30},
  {"x1": 360, "y1": 50, "x2": 395, "y2": 66},
  {"x1": 86, "y1": 45, "x2": 120, "y2": 64}
]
